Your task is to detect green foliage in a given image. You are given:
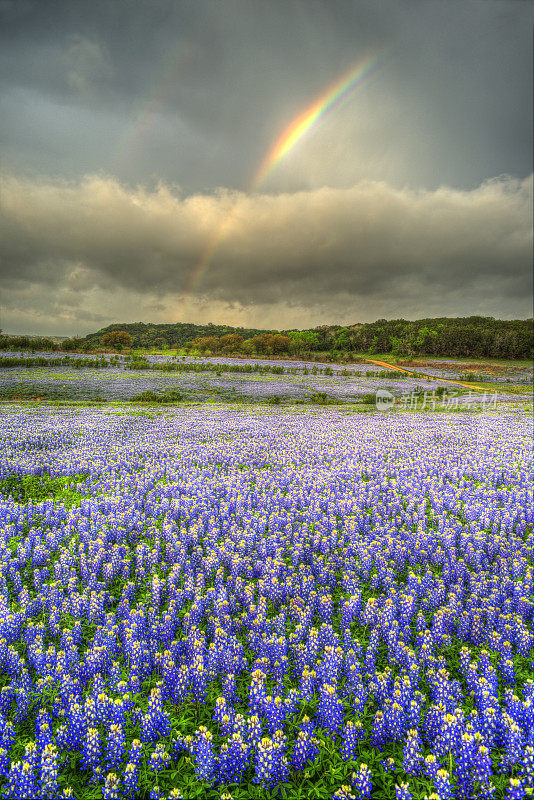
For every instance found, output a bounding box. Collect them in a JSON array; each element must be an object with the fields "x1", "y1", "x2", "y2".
[
  {"x1": 297, "y1": 392, "x2": 341, "y2": 405},
  {"x1": 288, "y1": 330, "x2": 321, "y2": 353},
  {"x1": 81, "y1": 317, "x2": 534, "y2": 360},
  {"x1": 0, "y1": 472, "x2": 88, "y2": 504},
  {"x1": 101, "y1": 330, "x2": 133, "y2": 350},
  {"x1": 0, "y1": 356, "x2": 110, "y2": 369},
  {"x1": 61, "y1": 337, "x2": 86, "y2": 351},
  {"x1": 0, "y1": 334, "x2": 59, "y2": 352},
  {"x1": 131, "y1": 389, "x2": 184, "y2": 404},
  {"x1": 0, "y1": 387, "x2": 106, "y2": 402},
  {"x1": 338, "y1": 317, "x2": 533, "y2": 359},
  {"x1": 188, "y1": 332, "x2": 292, "y2": 355},
  {"x1": 357, "y1": 393, "x2": 378, "y2": 404},
  {"x1": 84, "y1": 322, "x2": 271, "y2": 351}
]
